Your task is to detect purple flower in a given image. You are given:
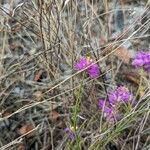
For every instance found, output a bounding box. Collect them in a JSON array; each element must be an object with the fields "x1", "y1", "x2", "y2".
[
  {"x1": 74, "y1": 57, "x2": 90, "y2": 70},
  {"x1": 98, "y1": 87, "x2": 133, "y2": 122},
  {"x1": 98, "y1": 99, "x2": 124, "y2": 122},
  {"x1": 74, "y1": 57, "x2": 100, "y2": 78},
  {"x1": 87, "y1": 63, "x2": 100, "y2": 78},
  {"x1": 98, "y1": 99, "x2": 115, "y2": 120},
  {"x1": 132, "y1": 51, "x2": 150, "y2": 72},
  {"x1": 65, "y1": 128, "x2": 75, "y2": 140},
  {"x1": 108, "y1": 86, "x2": 132, "y2": 105}
]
